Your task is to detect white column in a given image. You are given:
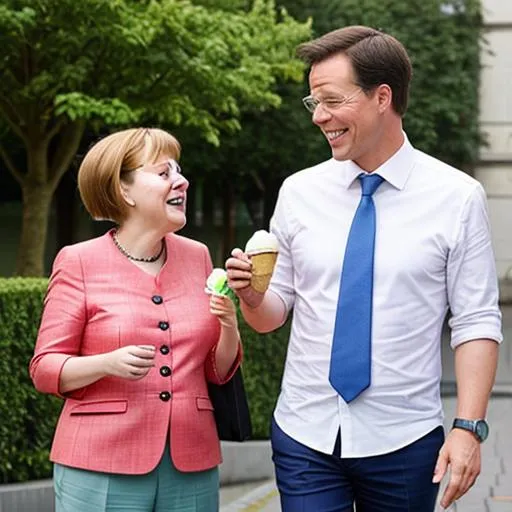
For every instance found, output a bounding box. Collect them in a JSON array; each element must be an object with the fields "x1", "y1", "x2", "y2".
[
  {"x1": 476, "y1": 0, "x2": 512, "y2": 286},
  {"x1": 476, "y1": 2, "x2": 512, "y2": 394}
]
